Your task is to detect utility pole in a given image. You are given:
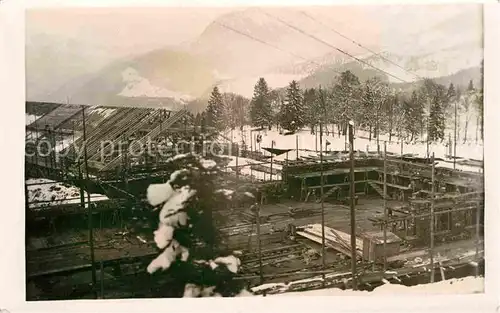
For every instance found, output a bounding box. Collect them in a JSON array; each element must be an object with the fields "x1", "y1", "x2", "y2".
[
  {"x1": 315, "y1": 127, "x2": 318, "y2": 152},
  {"x1": 426, "y1": 137, "x2": 430, "y2": 163},
  {"x1": 270, "y1": 140, "x2": 274, "y2": 181},
  {"x1": 400, "y1": 138, "x2": 403, "y2": 159},
  {"x1": 232, "y1": 128, "x2": 239, "y2": 179},
  {"x1": 430, "y1": 152, "x2": 435, "y2": 283},
  {"x1": 236, "y1": 144, "x2": 239, "y2": 179},
  {"x1": 320, "y1": 121, "x2": 326, "y2": 286},
  {"x1": 475, "y1": 200, "x2": 481, "y2": 277},
  {"x1": 383, "y1": 142, "x2": 388, "y2": 272},
  {"x1": 285, "y1": 151, "x2": 289, "y2": 184},
  {"x1": 250, "y1": 130, "x2": 253, "y2": 154},
  {"x1": 296, "y1": 135, "x2": 299, "y2": 160},
  {"x1": 348, "y1": 120, "x2": 357, "y2": 290},
  {"x1": 454, "y1": 99, "x2": 457, "y2": 169},
  {"x1": 345, "y1": 122, "x2": 348, "y2": 152},
  {"x1": 82, "y1": 106, "x2": 97, "y2": 297},
  {"x1": 256, "y1": 197, "x2": 264, "y2": 285}
]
